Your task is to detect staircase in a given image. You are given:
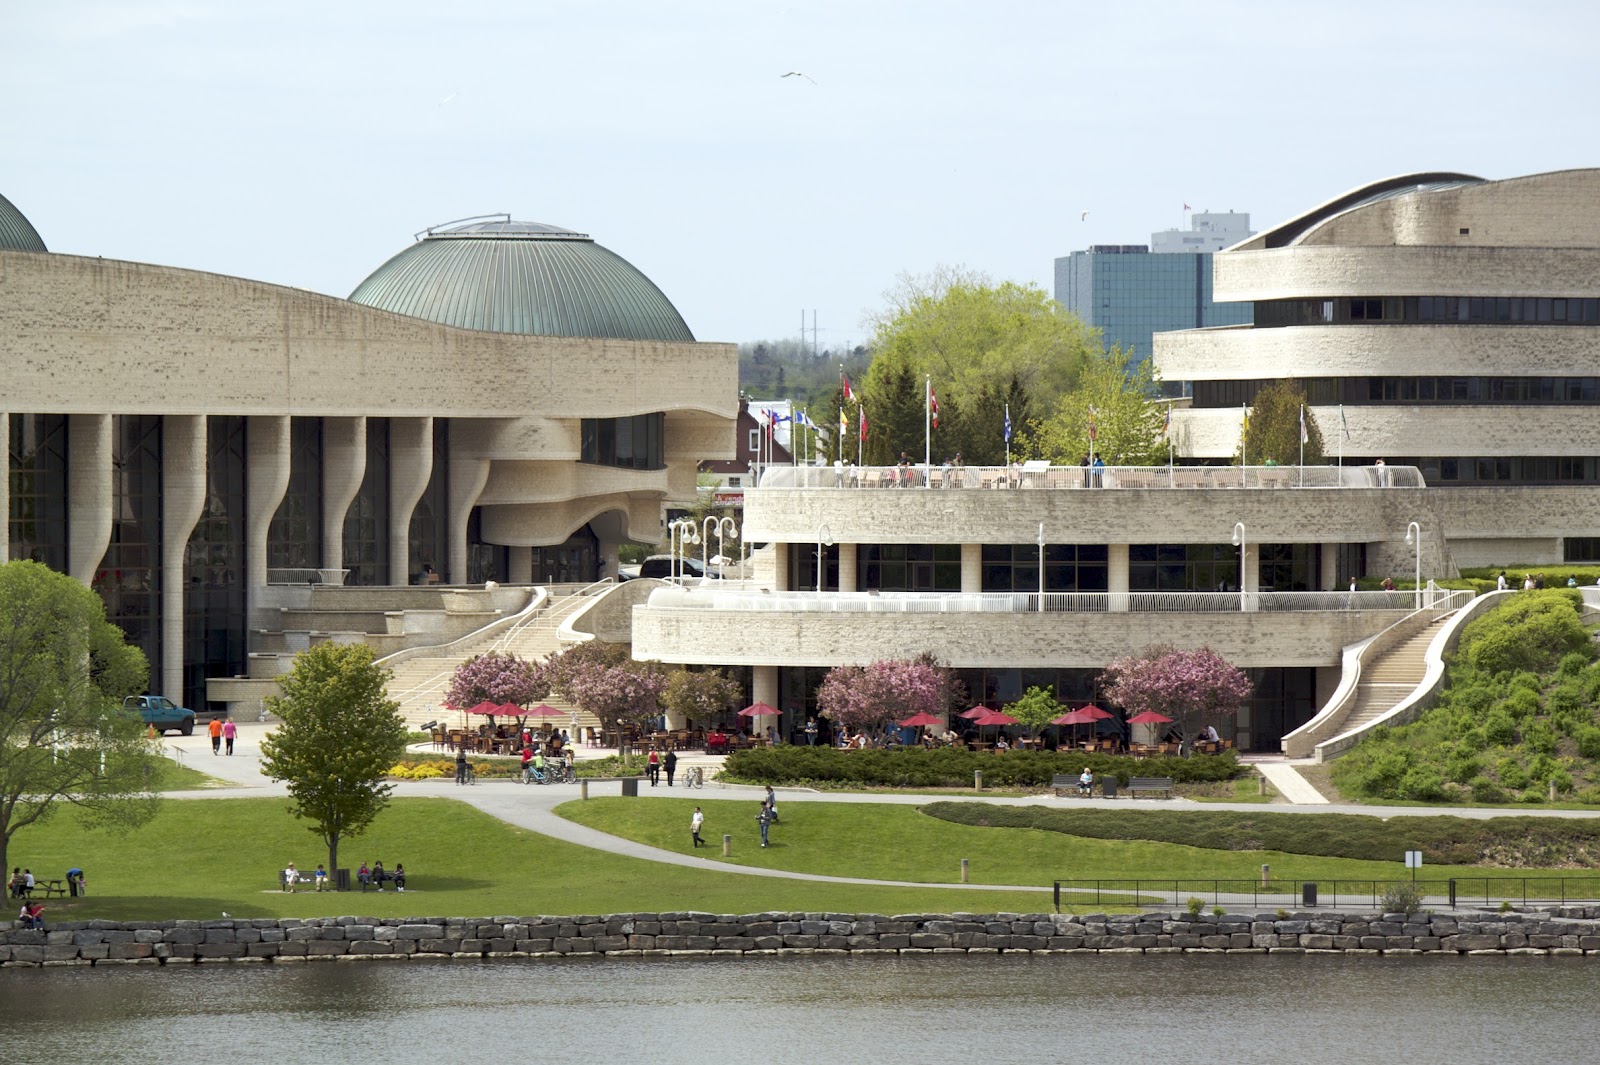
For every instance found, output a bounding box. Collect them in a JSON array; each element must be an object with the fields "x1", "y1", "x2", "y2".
[
  {"x1": 1337, "y1": 617, "x2": 1450, "y2": 735},
  {"x1": 383, "y1": 586, "x2": 606, "y2": 730}
]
